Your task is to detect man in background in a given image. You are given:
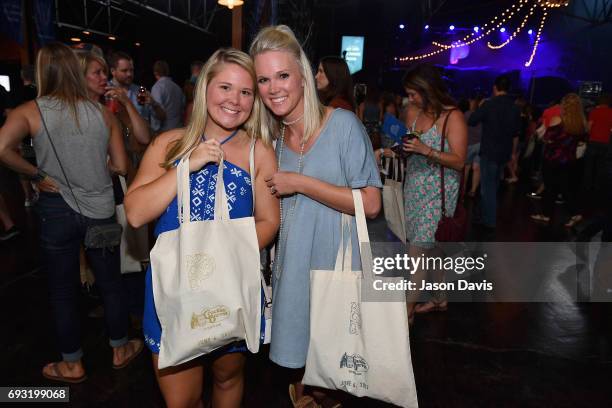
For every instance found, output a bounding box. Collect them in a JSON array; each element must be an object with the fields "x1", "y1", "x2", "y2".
[
  {"x1": 151, "y1": 60, "x2": 184, "y2": 132},
  {"x1": 469, "y1": 75, "x2": 521, "y2": 231},
  {"x1": 109, "y1": 51, "x2": 165, "y2": 126}
]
